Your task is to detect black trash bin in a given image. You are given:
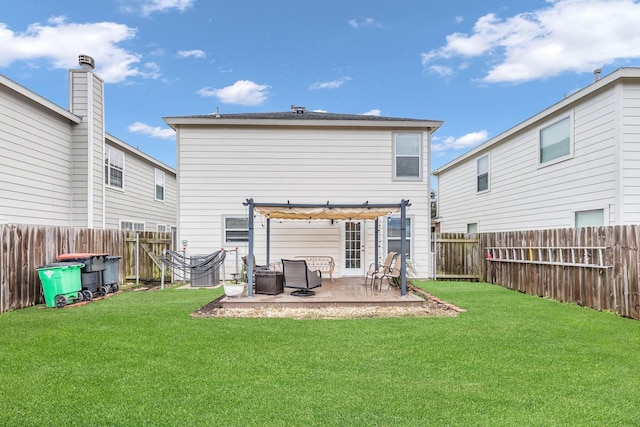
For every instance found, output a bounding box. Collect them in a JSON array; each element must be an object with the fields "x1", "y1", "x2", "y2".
[
  {"x1": 102, "y1": 256, "x2": 122, "y2": 293},
  {"x1": 56, "y1": 253, "x2": 108, "y2": 298}
]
